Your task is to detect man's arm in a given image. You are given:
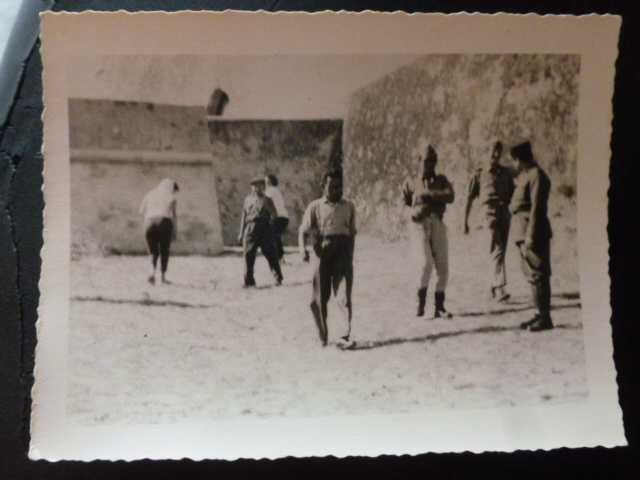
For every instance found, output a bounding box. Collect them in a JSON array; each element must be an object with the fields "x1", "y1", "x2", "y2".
[
  {"x1": 524, "y1": 170, "x2": 549, "y2": 248},
  {"x1": 428, "y1": 176, "x2": 455, "y2": 204},
  {"x1": 237, "y1": 201, "x2": 246, "y2": 244},
  {"x1": 348, "y1": 203, "x2": 357, "y2": 257},
  {"x1": 401, "y1": 178, "x2": 414, "y2": 207},
  {"x1": 171, "y1": 200, "x2": 178, "y2": 241},
  {"x1": 298, "y1": 203, "x2": 313, "y2": 258},
  {"x1": 266, "y1": 197, "x2": 278, "y2": 220},
  {"x1": 464, "y1": 172, "x2": 480, "y2": 233}
]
